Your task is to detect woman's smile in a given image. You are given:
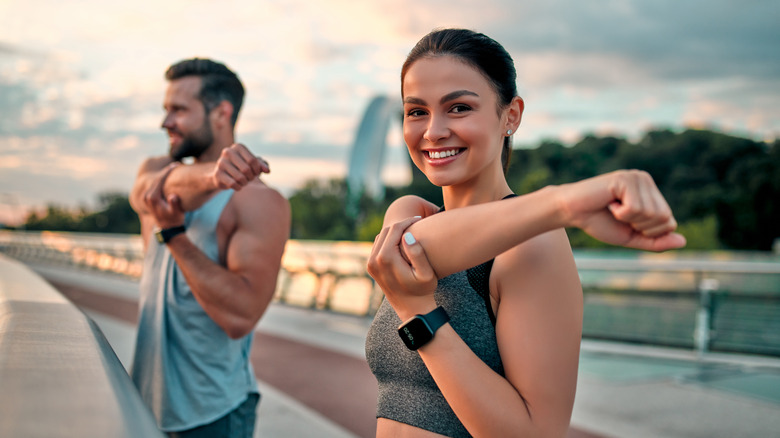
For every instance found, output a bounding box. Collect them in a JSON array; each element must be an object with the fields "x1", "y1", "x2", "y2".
[{"x1": 423, "y1": 148, "x2": 465, "y2": 164}]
